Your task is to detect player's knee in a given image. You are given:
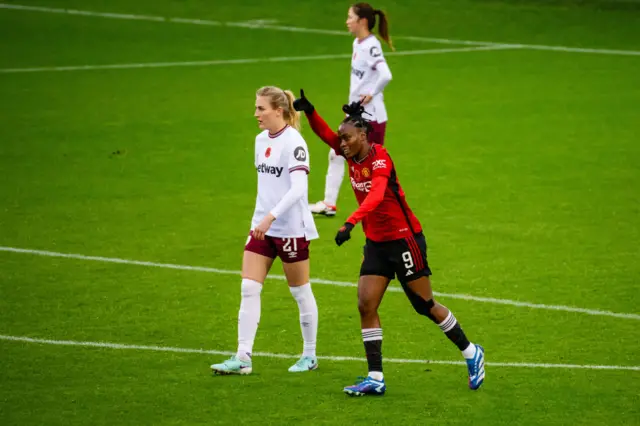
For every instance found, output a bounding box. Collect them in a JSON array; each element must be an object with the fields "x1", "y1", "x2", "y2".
[
  {"x1": 241, "y1": 278, "x2": 262, "y2": 298},
  {"x1": 411, "y1": 297, "x2": 437, "y2": 322},
  {"x1": 358, "y1": 299, "x2": 378, "y2": 319}
]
